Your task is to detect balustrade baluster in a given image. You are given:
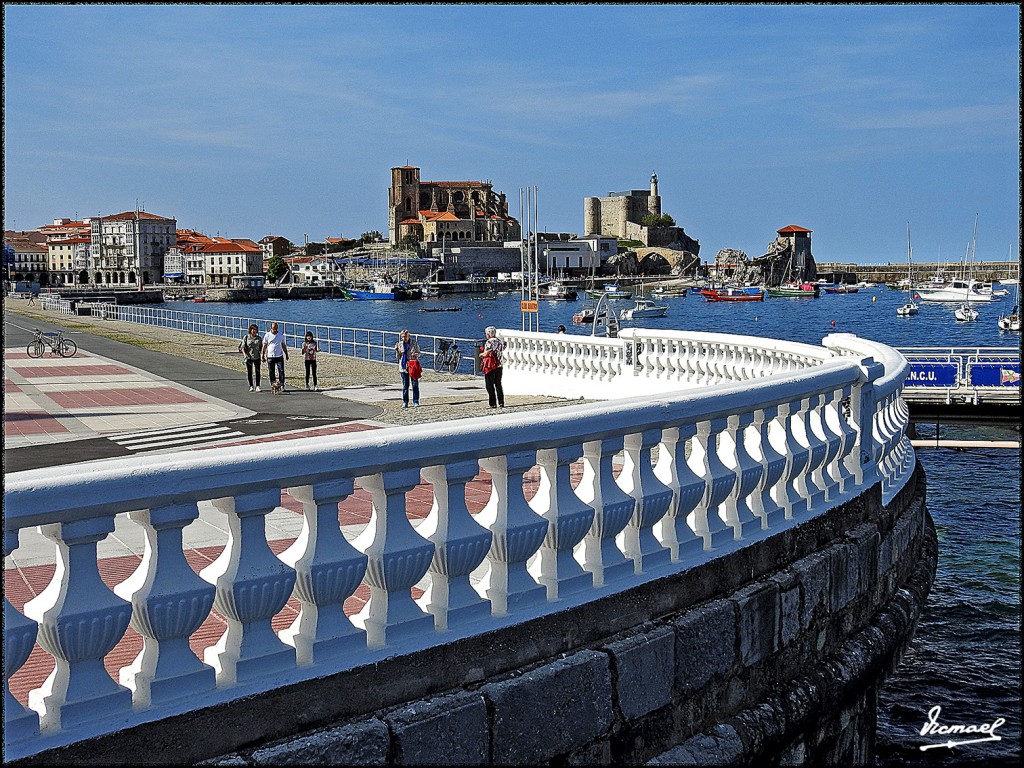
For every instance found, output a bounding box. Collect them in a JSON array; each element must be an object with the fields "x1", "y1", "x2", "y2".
[
  {"x1": 114, "y1": 502, "x2": 216, "y2": 707},
  {"x1": 719, "y1": 413, "x2": 764, "y2": 539},
  {"x1": 352, "y1": 469, "x2": 435, "y2": 647},
  {"x1": 749, "y1": 407, "x2": 787, "y2": 528},
  {"x1": 528, "y1": 447, "x2": 595, "y2": 599},
  {"x1": 783, "y1": 399, "x2": 814, "y2": 517},
  {"x1": 418, "y1": 461, "x2": 492, "y2": 629},
  {"x1": 278, "y1": 480, "x2": 367, "y2": 664},
  {"x1": 4, "y1": 529, "x2": 39, "y2": 742},
  {"x1": 618, "y1": 430, "x2": 673, "y2": 572},
  {"x1": 836, "y1": 390, "x2": 861, "y2": 492},
  {"x1": 24, "y1": 516, "x2": 133, "y2": 729},
  {"x1": 817, "y1": 392, "x2": 847, "y2": 501},
  {"x1": 476, "y1": 452, "x2": 549, "y2": 614},
  {"x1": 803, "y1": 394, "x2": 831, "y2": 509},
  {"x1": 576, "y1": 438, "x2": 635, "y2": 586},
  {"x1": 652, "y1": 425, "x2": 705, "y2": 560},
  {"x1": 200, "y1": 490, "x2": 297, "y2": 683},
  {"x1": 687, "y1": 420, "x2": 734, "y2": 549}
]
